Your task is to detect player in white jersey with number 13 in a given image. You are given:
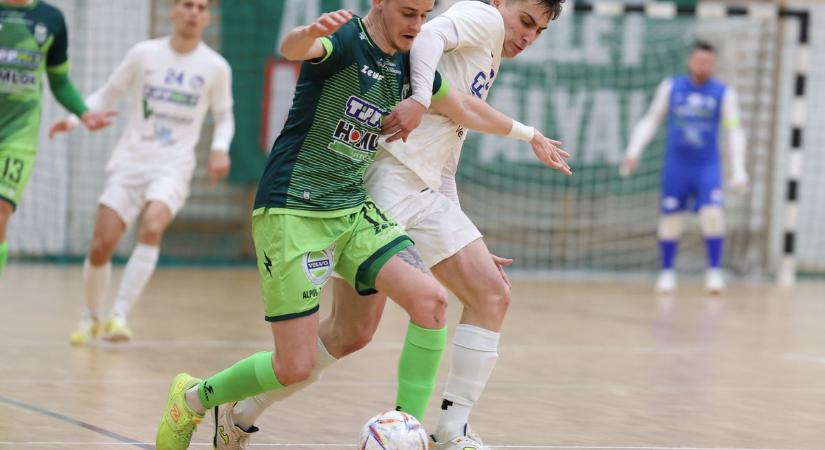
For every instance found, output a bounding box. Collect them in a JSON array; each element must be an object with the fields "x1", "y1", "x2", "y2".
[
  {"x1": 209, "y1": 1, "x2": 568, "y2": 450},
  {"x1": 50, "y1": 0, "x2": 235, "y2": 345}
]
